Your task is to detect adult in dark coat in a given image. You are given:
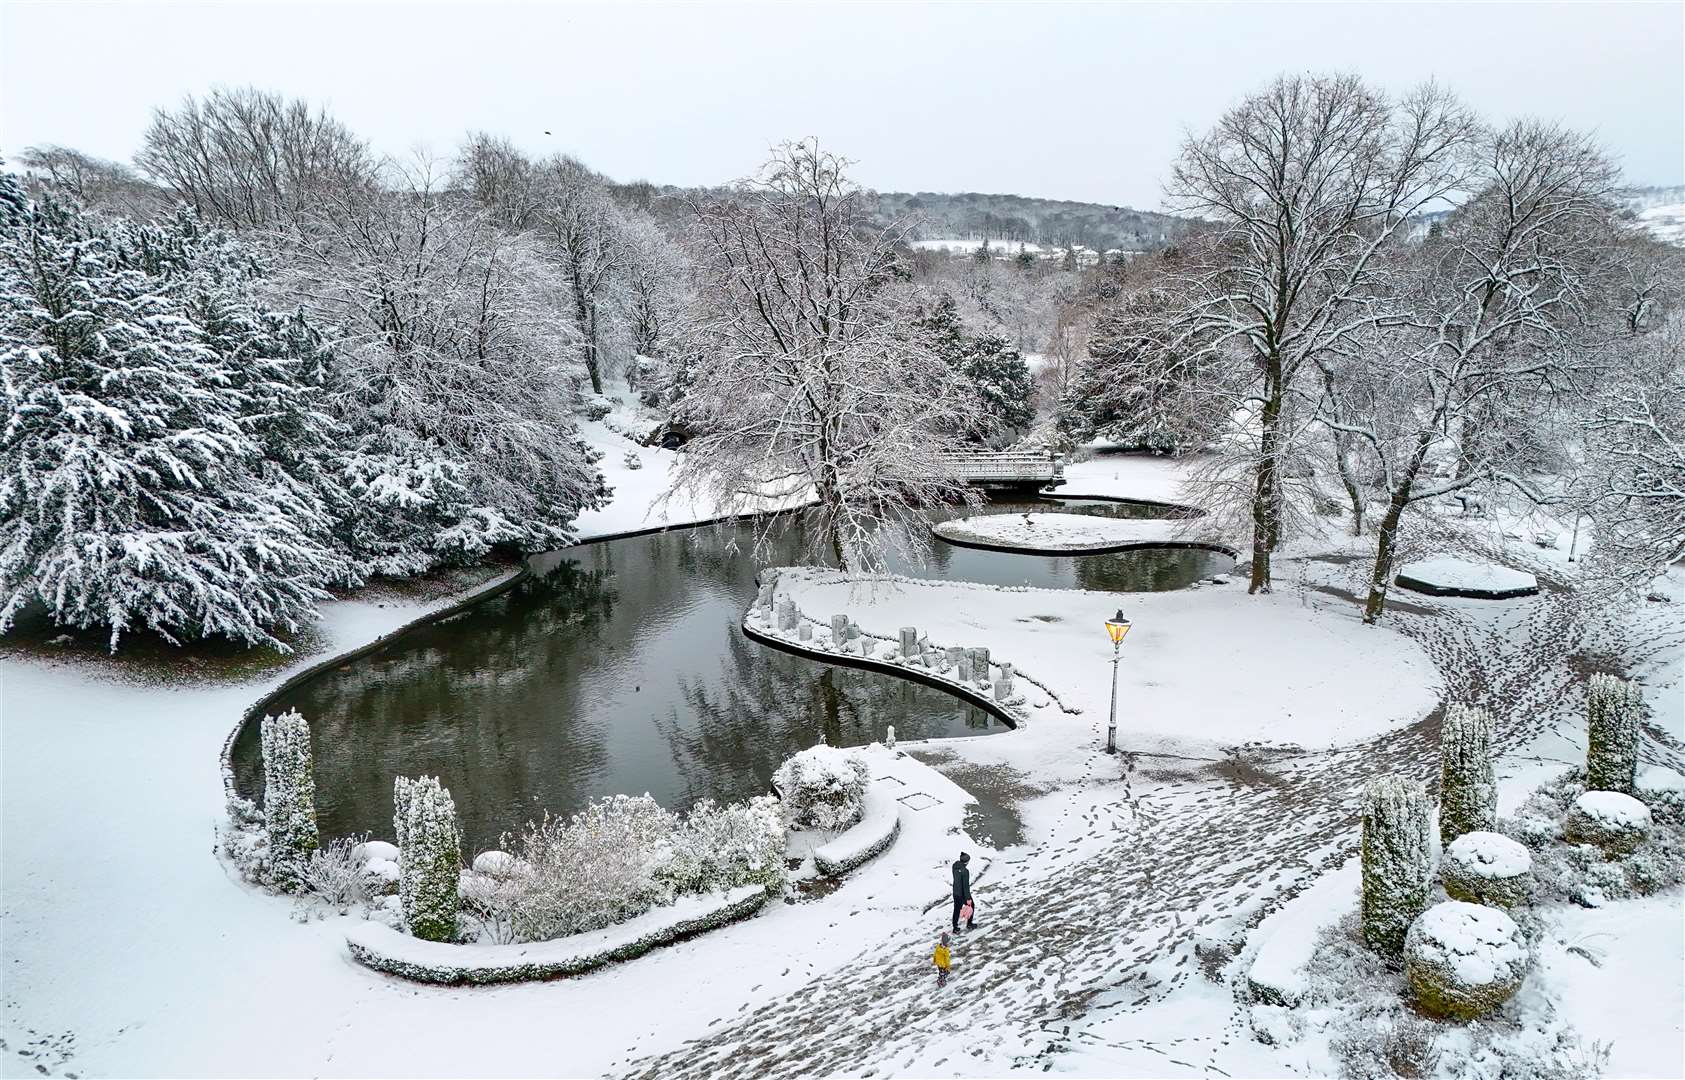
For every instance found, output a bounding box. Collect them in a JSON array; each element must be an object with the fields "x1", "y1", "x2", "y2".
[{"x1": 951, "y1": 851, "x2": 974, "y2": 932}]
